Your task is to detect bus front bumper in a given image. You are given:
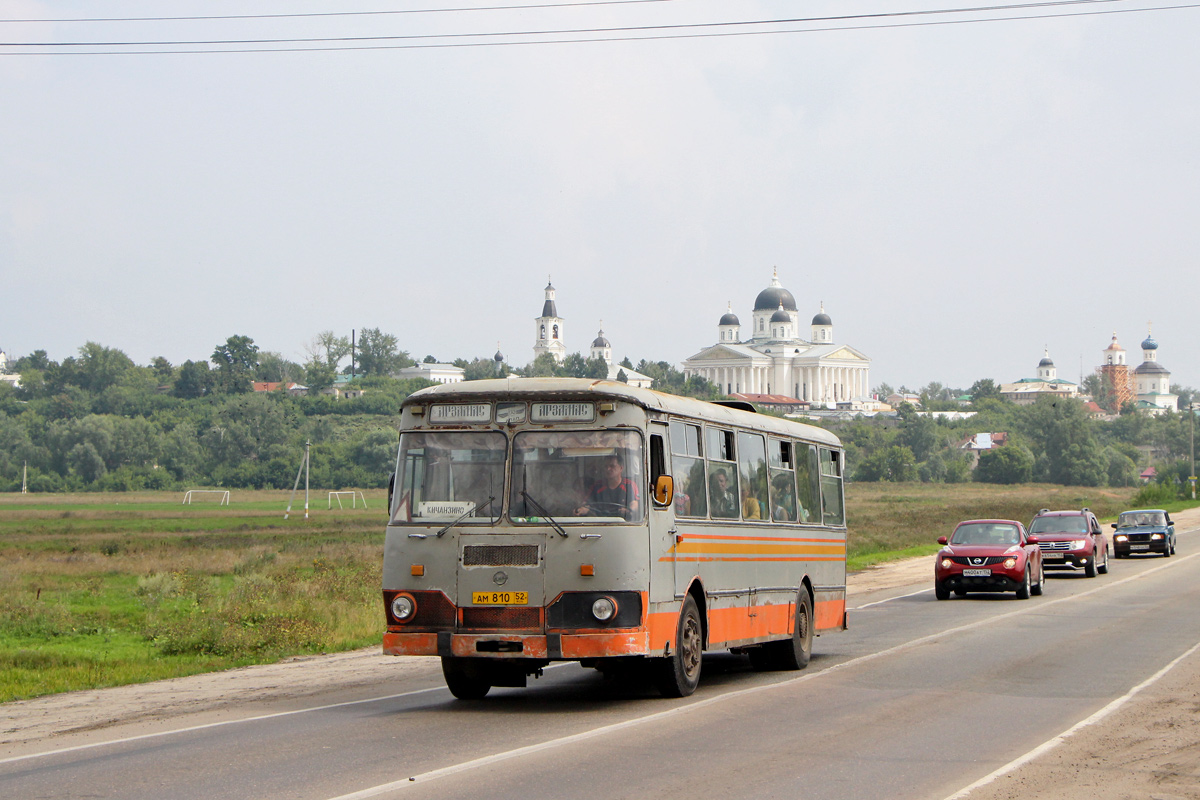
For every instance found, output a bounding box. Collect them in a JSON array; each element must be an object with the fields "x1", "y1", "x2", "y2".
[{"x1": 383, "y1": 630, "x2": 651, "y2": 660}]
